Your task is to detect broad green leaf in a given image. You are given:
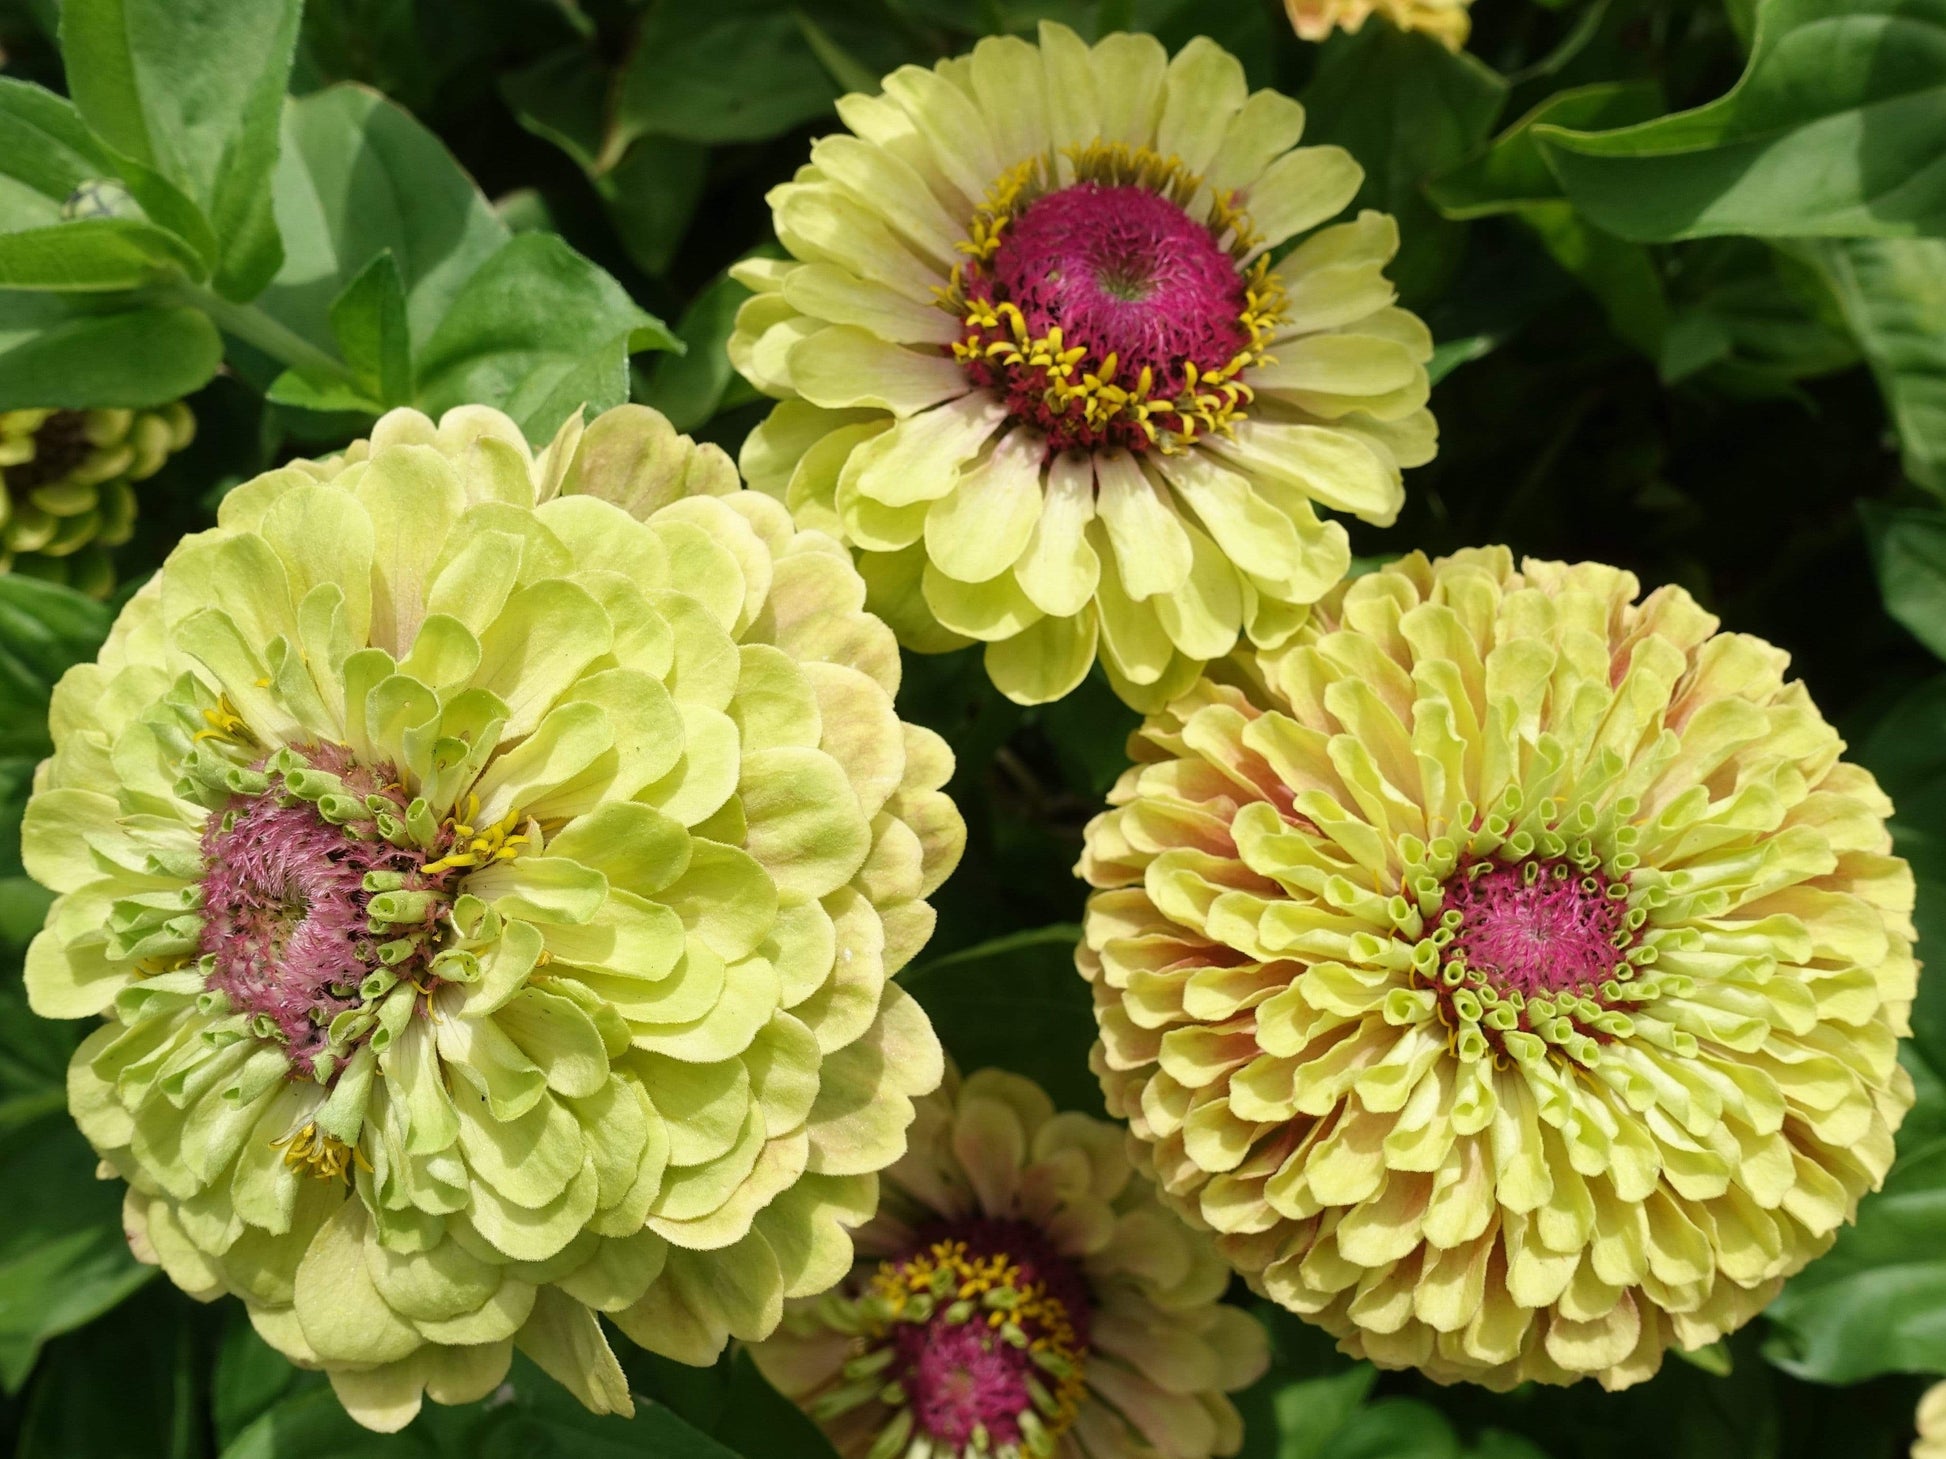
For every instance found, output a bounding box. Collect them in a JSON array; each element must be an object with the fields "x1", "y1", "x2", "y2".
[
  {"x1": 0, "y1": 290, "x2": 222, "y2": 409},
  {"x1": 711, "y1": 1350, "x2": 842, "y2": 1459},
  {"x1": 211, "y1": 1317, "x2": 309, "y2": 1452},
  {"x1": 1656, "y1": 239, "x2": 1857, "y2": 392},
  {"x1": 259, "y1": 84, "x2": 509, "y2": 361},
  {"x1": 1535, "y1": 0, "x2": 1946, "y2": 241},
  {"x1": 610, "y1": 0, "x2": 908, "y2": 148},
  {"x1": 13, "y1": 1285, "x2": 197, "y2": 1455},
  {"x1": 0, "y1": 75, "x2": 213, "y2": 264},
  {"x1": 1802, "y1": 237, "x2": 1946, "y2": 492},
  {"x1": 900, "y1": 924, "x2": 1103, "y2": 1116},
  {"x1": 1431, "y1": 81, "x2": 1665, "y2": 219},
  {"x1": 1430, "y1": 82, "x2": 1668, "y2": 358},
  {"x1": 0, "y1": 216, "x2": 204, "y2": 290},
  {"x1": 218, "y1": 1385, "x2": 438, "y2": 1459},
  {"x1": 1863, "y1": 504, "x2": 1946, "y2": 662},
  {"x1": 60, "y1": 0, "x2": 303, "y2": 297},
  {"x1": 413, "y1": 230, "x2": 677, "y2": 443},
  {"x1": 0, "y1": 1089, "x2": 155, "y2": 1391},
  {"x1": 637, "y1": 270, "x2": 760, "y2": 432},
  {"x1": 1298, "y1": 26, "x2": 1508, "y2": 302}
]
